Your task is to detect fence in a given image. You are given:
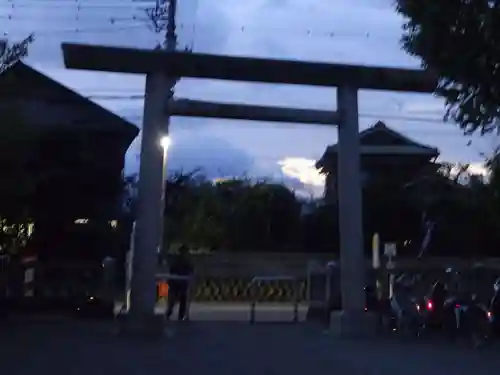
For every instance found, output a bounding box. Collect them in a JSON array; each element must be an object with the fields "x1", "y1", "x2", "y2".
[
  {"x1": 0, "y1": 257, "x2": 115, "y2": 313},
  {"x1": 172, "y1": 254, "x2": 500, "y2": 303}
]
